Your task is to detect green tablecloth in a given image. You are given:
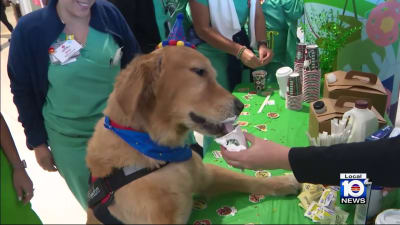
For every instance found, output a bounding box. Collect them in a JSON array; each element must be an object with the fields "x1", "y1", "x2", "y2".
[{"x1": 188, "y1": 82, "x2": 399, "y2": 224}]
